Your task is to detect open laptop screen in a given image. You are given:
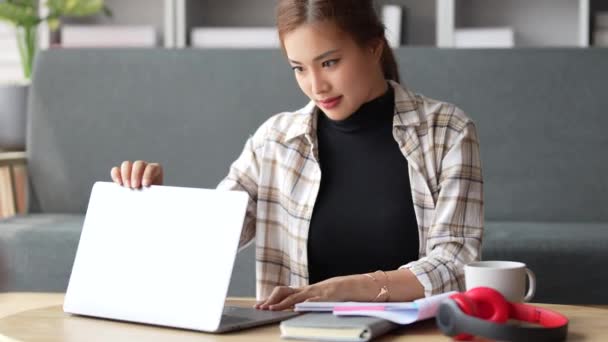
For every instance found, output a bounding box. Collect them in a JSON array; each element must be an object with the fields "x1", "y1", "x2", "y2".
[{"x1": 64, "y1": 182, "x2": 248, "y2": 331}]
